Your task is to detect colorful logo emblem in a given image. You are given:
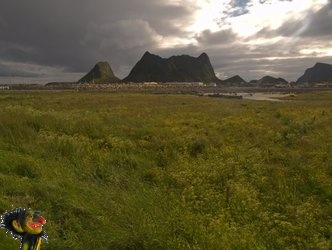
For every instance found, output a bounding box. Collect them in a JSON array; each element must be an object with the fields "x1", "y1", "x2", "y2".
[{"x1": 1, "y1": 208, "x2": 48, "y2": 250}]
